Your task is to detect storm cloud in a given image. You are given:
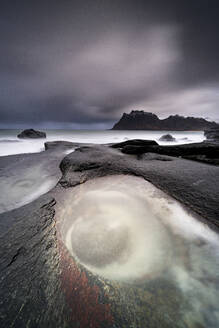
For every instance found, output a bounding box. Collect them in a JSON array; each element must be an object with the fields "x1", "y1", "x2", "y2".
[{"x1": 0, "y1": 0, "x2": 219, "y2": 128}]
